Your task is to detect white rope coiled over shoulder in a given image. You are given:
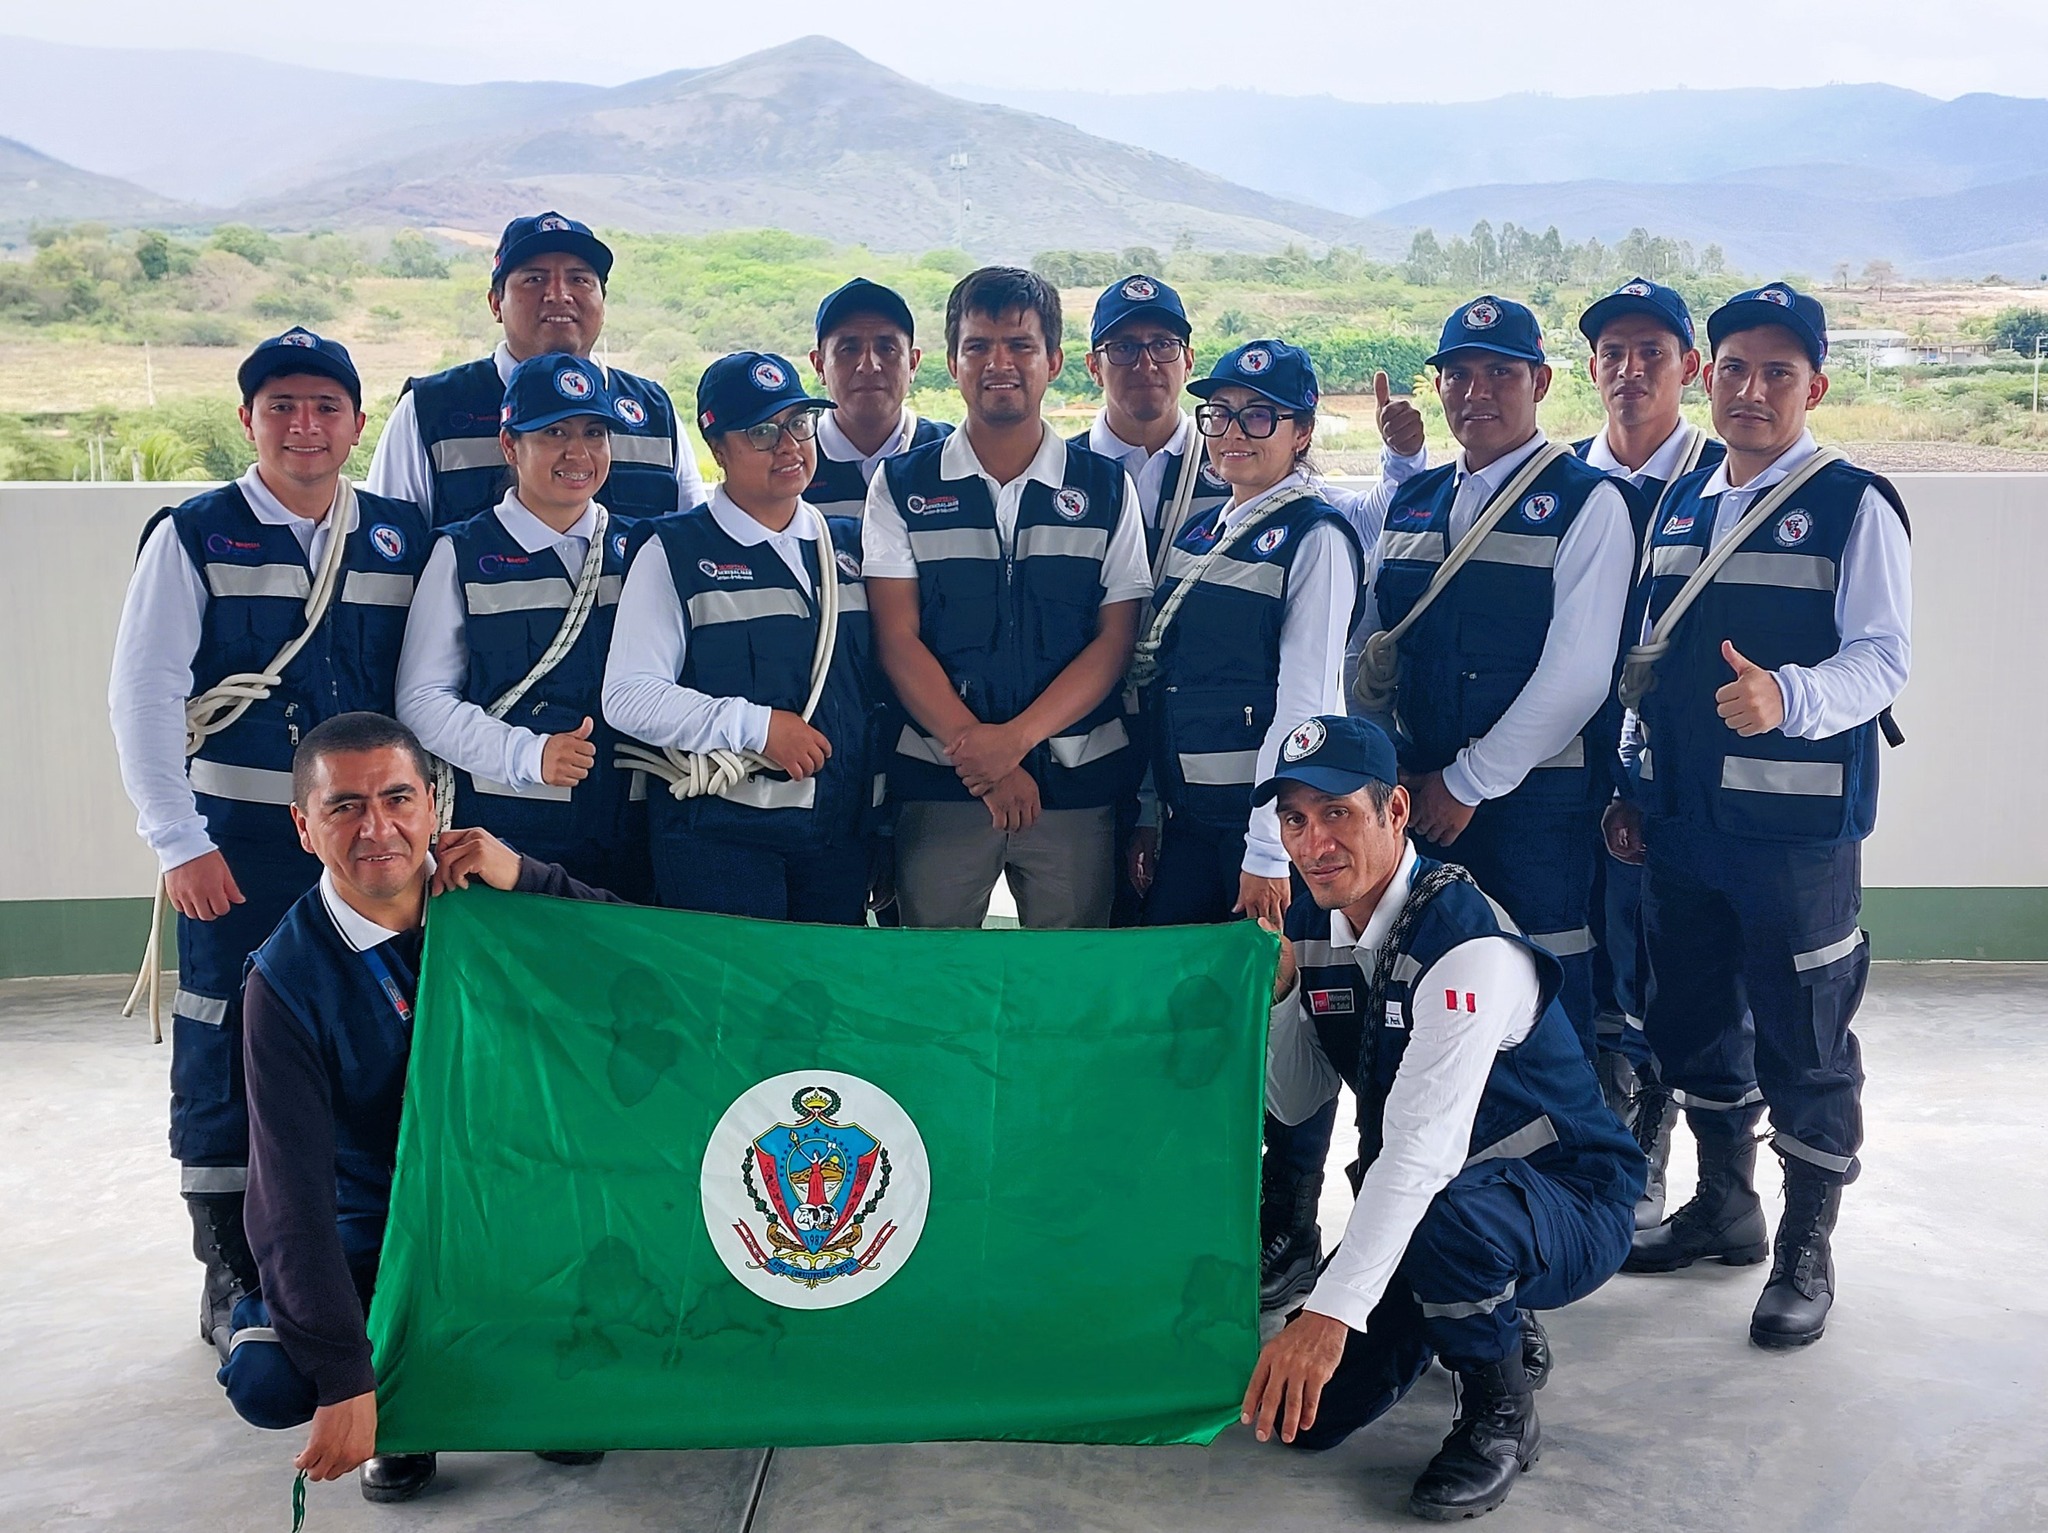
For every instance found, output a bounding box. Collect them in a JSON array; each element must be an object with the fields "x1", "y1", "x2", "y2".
[
  {"x1": 122, "y1": 478, "x2": 362, "y2": 1042},
  {"x1": 1616, "y1": 447, "x2": 1843, "y2": 713},
  {"x1": 1127, "y1": 484, "x2": 1313, "y2": 690},
  {"x1": 1351, "y1": 443, "x2": 1569, "y2": 713},
  {"x1": 613, "y1": 505, "x2": 841, "y2": 802},
  {"x1": 430, "y1": 504, "x2": 611, "y2": 831}
]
